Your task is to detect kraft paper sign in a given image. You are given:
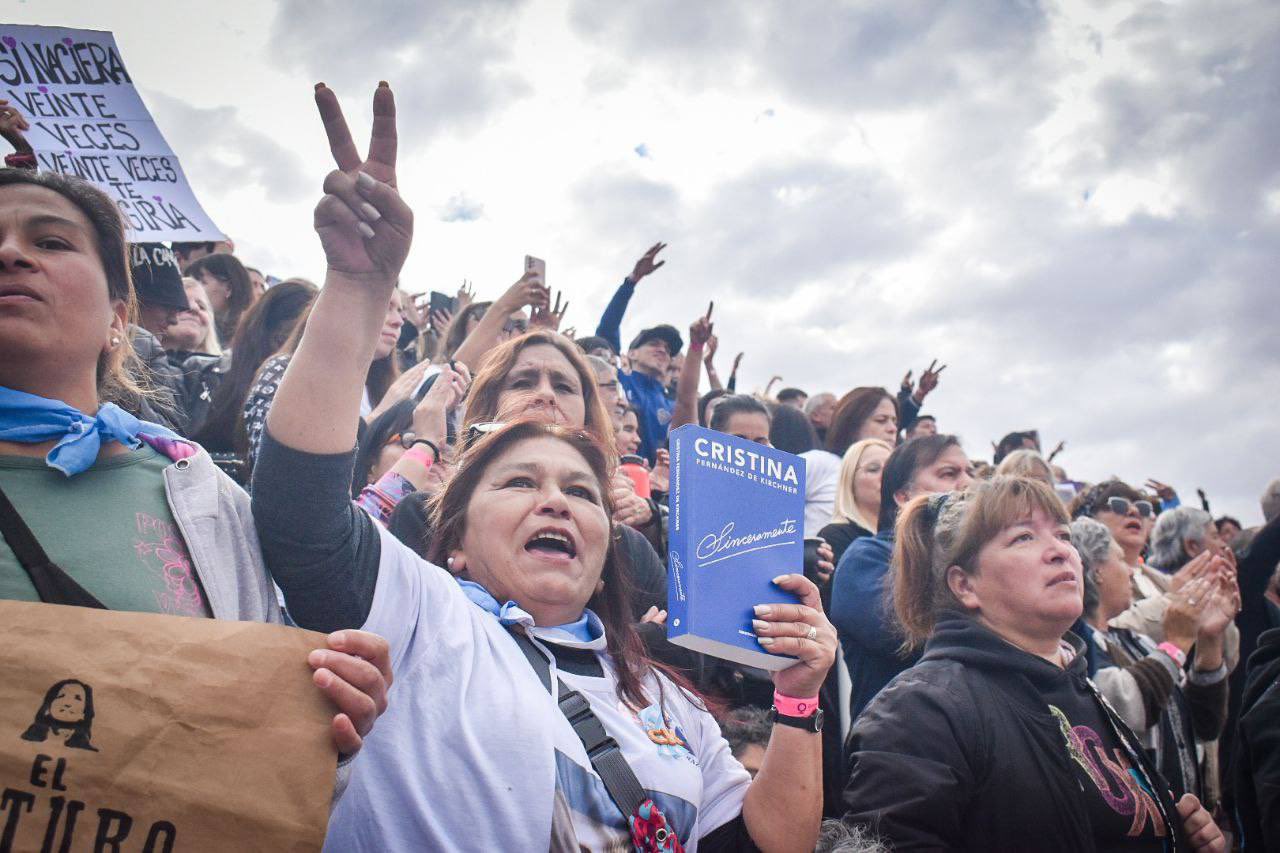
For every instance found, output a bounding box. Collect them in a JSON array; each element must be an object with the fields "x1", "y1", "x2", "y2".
[
  {"x1": 0, "y1": 600, "x2": 336, "y2": 852},
  {"x1": 0, "y1": 24, "x2": 225, "y2": 241}
]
